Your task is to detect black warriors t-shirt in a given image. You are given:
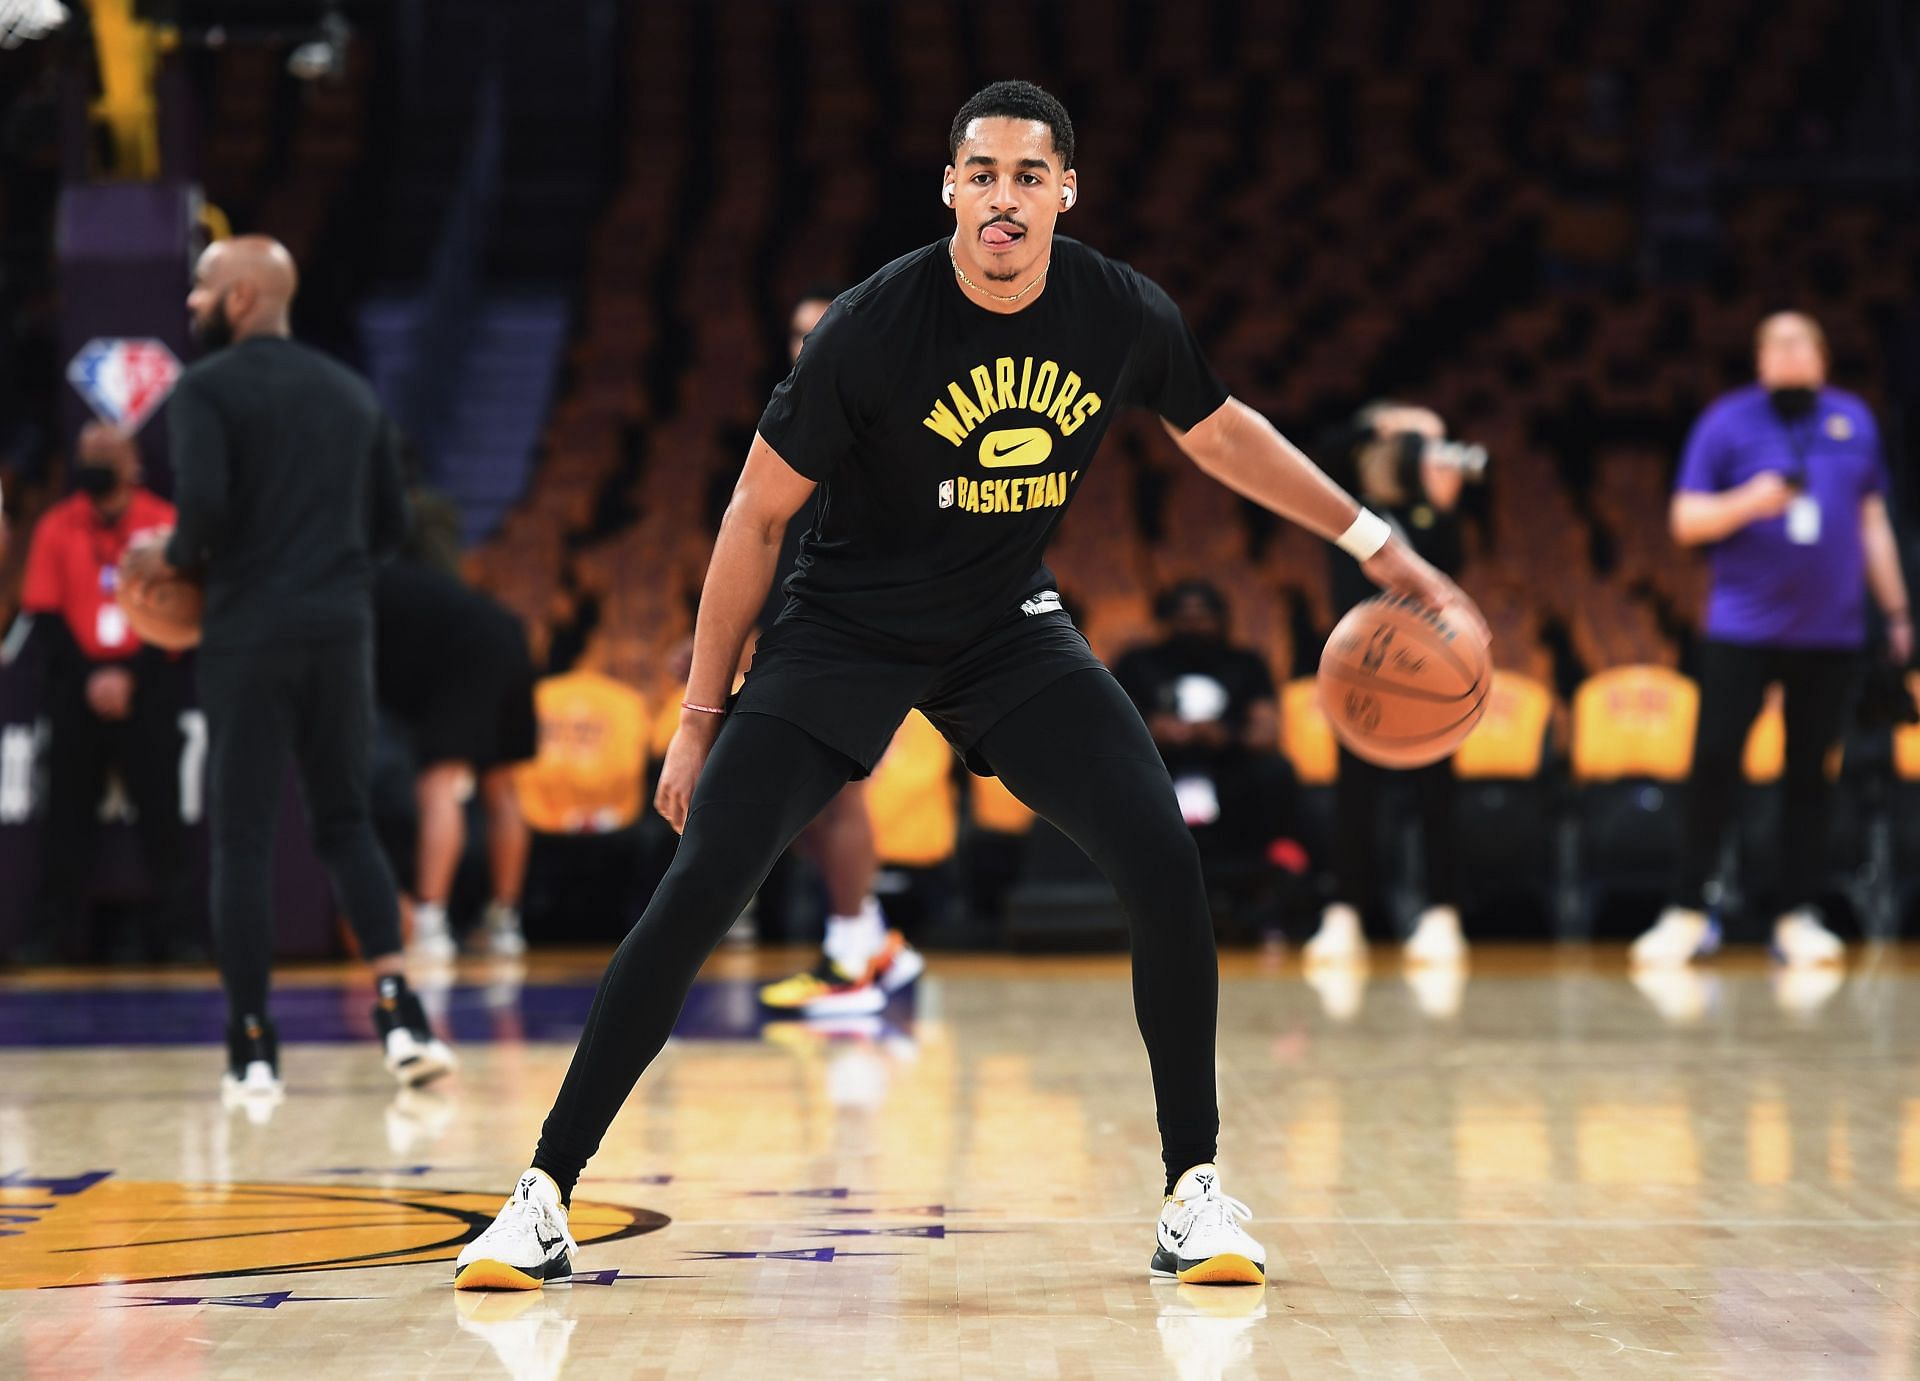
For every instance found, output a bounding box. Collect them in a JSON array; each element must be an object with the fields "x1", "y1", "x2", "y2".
[{"x1": 756, "y1": 236, "x2": 1228, "y2": 656}]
